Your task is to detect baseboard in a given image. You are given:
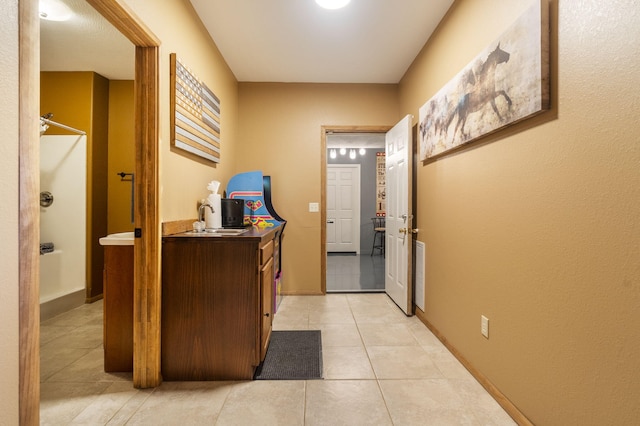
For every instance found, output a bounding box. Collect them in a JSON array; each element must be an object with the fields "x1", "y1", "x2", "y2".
[
  {"x1": 414, "y1": 308, "x2": 533, "y2": 426},
  {"x1": 40, "y1": 289, "x2": 86, "y2": 322},
  {"x1": 86, "y1": 294, "x2": 104, "y2": 303},
  {"x1": 281, "y1": 291, "x2": 324, "y2": 296}
]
